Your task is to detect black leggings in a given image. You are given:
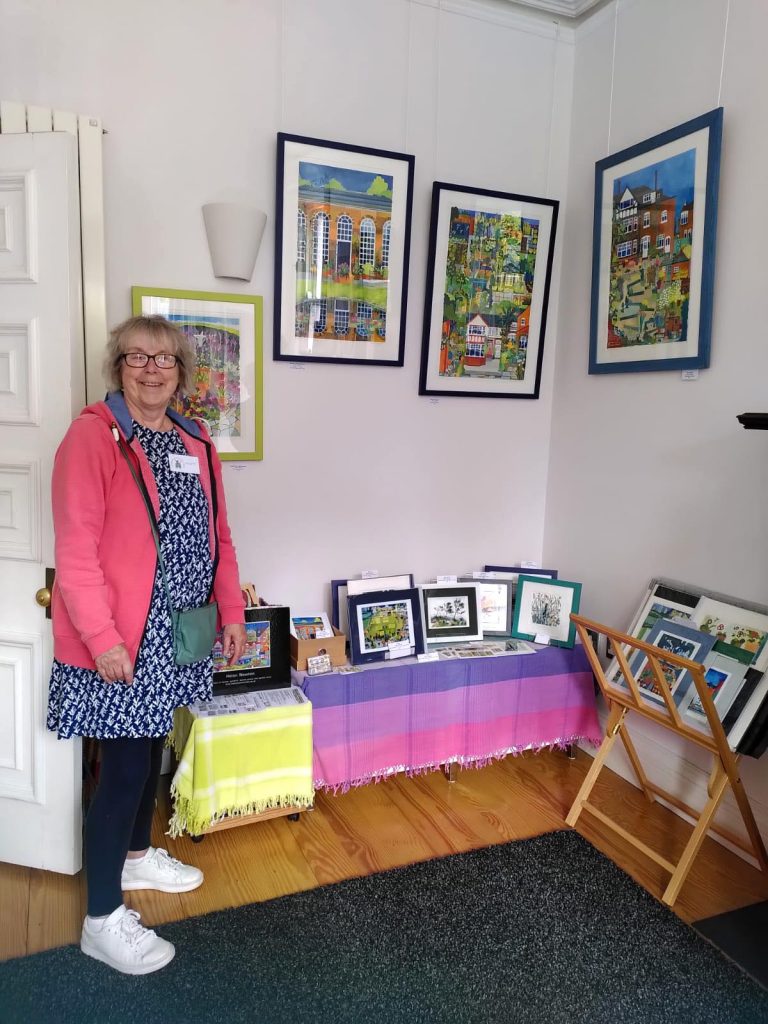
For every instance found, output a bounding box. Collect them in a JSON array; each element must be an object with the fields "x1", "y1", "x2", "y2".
[{"x1": 84, "y1": 736, "x2": 165, "y2": 917}]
